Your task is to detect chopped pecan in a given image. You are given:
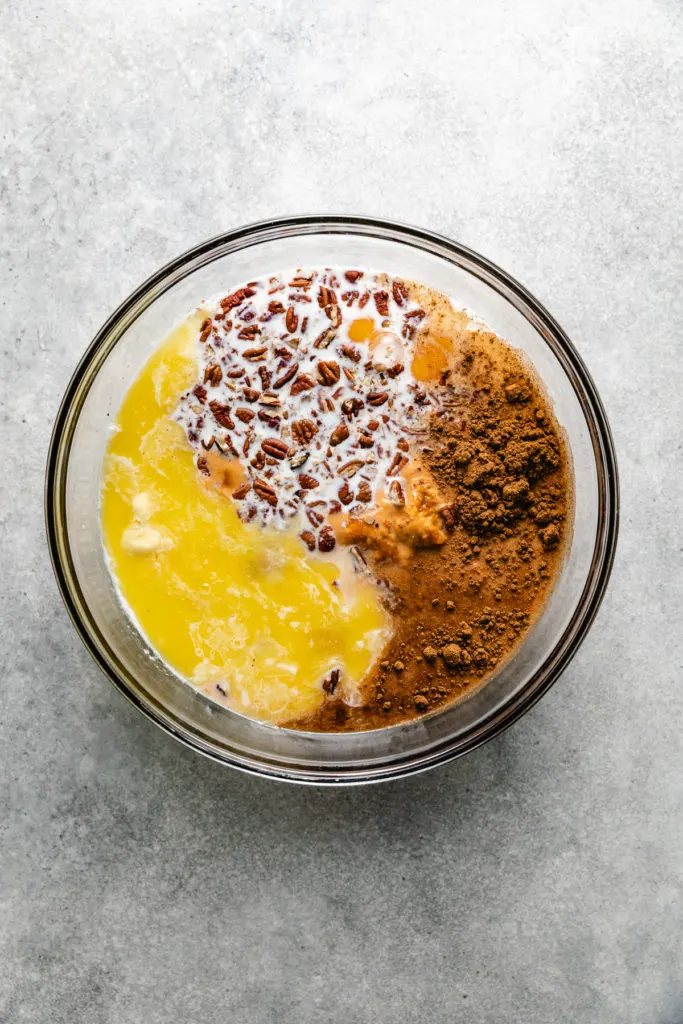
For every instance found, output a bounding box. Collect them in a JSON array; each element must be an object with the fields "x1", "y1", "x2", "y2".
[
  {"x1": 234, "y1": 408, "x2": 255, "y2": 424},
  {"x1": 338, "y1": 482, "x2": 354, "y2": 505},
  {"x1": 300, "y1": 530, "x2": 316, "y2": 551},
  {"x1": 387, "y1": 452, "x2": 409, "y2": 477},
  {"x1": 317, "y1": 360, "x2": 341, "y2": 386},
  {"x1": 290, "y1": 373, "x2": 316, "y2": 395},
  {"x1": 258, "y1": 410, "x2": 280, "y2": 428},
  {"x1": 250, "y1": 450, "x2": 266, "y2": 470},
  {"x1": 340, "y1": 343, "x2": 361, "y2": 363},
  {"x1": 313, "y1": 327, "x2": 336, "y2": 349},
  {"x1": 367, "y1": 419, "x2": 380, "y2": 431},
  {"x1": 204, "y1": 363, "x2": 223, "y2": 387},
  {"x1": 273, "y1": 362, "x2": 299, "y2": 388},
  {"x1": 358, "y1": 292, "x2": 370, "y2": 309},
  {"x1": 243, "y1": 346, "x2": 268, "y2": 361},
  {"x1": 341, "y1": 397, "x2": 364, "y2": 419},
  {"x1": 342, "y1": 367, "x2": 356, "y2": 384},
  {"x1": 227, "y1": 368, "x2": 245, "y2": 379},
  {"x1": 386, "y1": 363, "x2": 404, "y2": 378},
  {"x1": 289, "y1": 276, "x2": 313, "y2": 288},
  {"x1": 397, "y1": 437, "x2": 410, "y2": 452},
  {"x1": 261, "y1": 438, "x2": 290, "y2": 460},
  {"x1": 388, "y1": 479, "x2": 405, "y2": 506},
  {"x1": 298, "y1": 474, "x2": 320, "y2": 490},
  {"x1": 339, "y1": 459, "x2": 365, "y2": 478},
  {"x1": 258, "y1": 393, "x2": 281, "y2": 407},
  {"x1": 358, "y1": 434, "x2": 374, "y2": 448},
  {"x1": 268, "y1": 300, "x2": 285, "y2": 314},
  {"x1": 220, "y1": 286, "x2": 255, "y2": 311},
  {"x1": 253, "y1": 479, "x2": 278, "y2": 506},
  {"x1": 257, "y1": 366, "x2": 271, "y2": 390},
  {"x1": 344, "y1": 270, "x2": 363, "y2": 283},
  {"x1": 318, "y1": 527, "x2": 336, "y2": 552},
  {"x1": 318, "y1": 285, "x2": 337, "y2": 308},
  {"x1": 330, "y1": 423, "x2": 350, "y2": 446},
  {"x1": 242, "y1": 387, "x2": 260, "y2": 402},
  {"x1": 322, "y1": 668, "x2": 340, "y2": 694},
  {"x1": 232, "y1": 483, "x2": 252, "y2": 500},
  {"x1": 325, "y1": 304, "x2": 342, "y2": 327},
  {"x1": 374, "y1": 290, "x2": 390, "y2": 316},
  {"x1": 209, "y1": 401, "x2": 234, "y2": 429},
  {"x1": 197, "y1": 456, "x2": 210, "y2": 475},
  {"x1": 356, "y1": 481, "x2": 372, "y2": 503},
  {"x1": 392, "y1": 280, "x2": 408, "y2": 306},
  {"x1": 238, "y1": 324, "x2": 260, "y2": 340},
  {"x1": 193, "y1": 384, "x2": 207, "y2": 404},
  {"x1": 290, "y1": 450, "x2": 310, "y2": 469},
  {"x1": 291, "y1": 419, "x2": 318, "y2": 444},
  {"x1": 285, "y1": 307, "x2": 298, "y2": 332},
  {"x1": 367, "y1": 391, "x2": 388, "y2": 407}
]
